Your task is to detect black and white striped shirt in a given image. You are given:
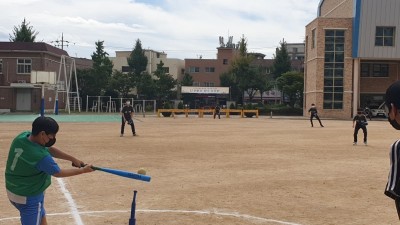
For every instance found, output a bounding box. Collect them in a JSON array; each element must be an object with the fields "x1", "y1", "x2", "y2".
[{"x1": 385, "y1": 140, "x2": 400, "y2": 200}]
